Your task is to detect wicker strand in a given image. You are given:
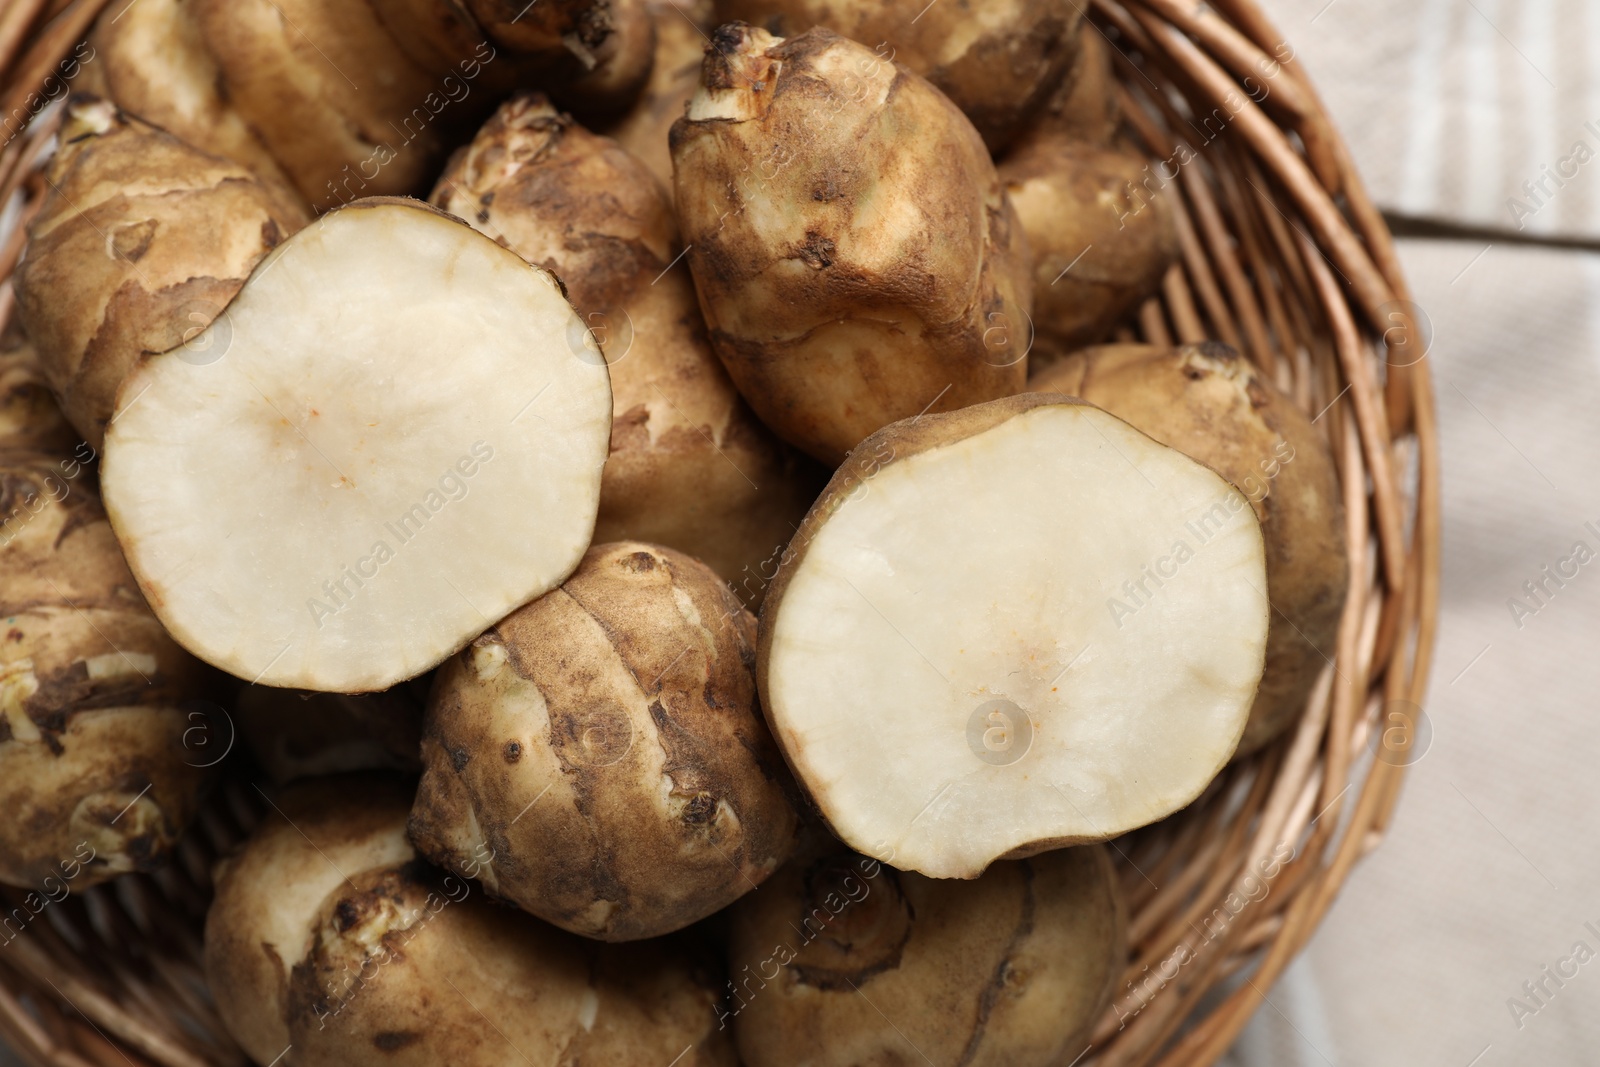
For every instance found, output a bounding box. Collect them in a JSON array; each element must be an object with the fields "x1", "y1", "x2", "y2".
[
  {"x1": 1125, "y1": 0, "x2": 1341, "y2": 192},
  {"x1": 0, "y1": 0, "x2": 55, "y2": 83}
]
